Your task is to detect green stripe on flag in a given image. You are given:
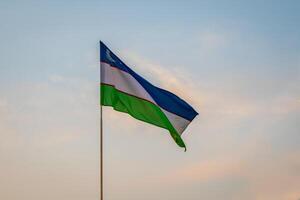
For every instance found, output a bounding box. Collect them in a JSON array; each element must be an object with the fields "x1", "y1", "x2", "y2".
[{"x1": 101, "y1": 84, "x2": 186, "y2": 149}]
